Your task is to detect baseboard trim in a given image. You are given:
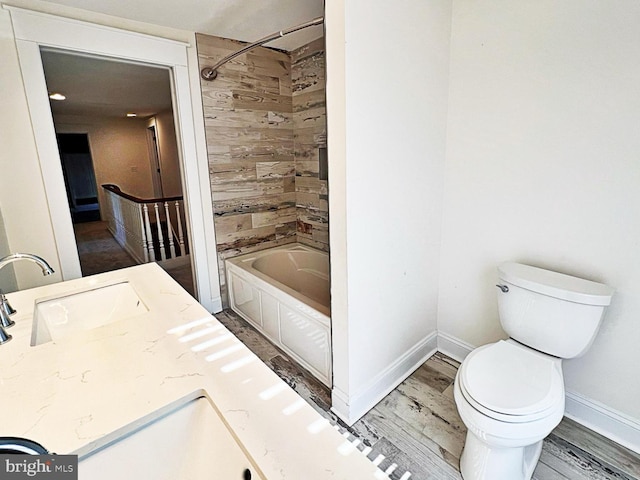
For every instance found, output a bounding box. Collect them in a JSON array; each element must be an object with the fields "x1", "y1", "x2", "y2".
[
  {"x1": 331, "y1": 331, "x2": 438, "y2": 426},
  {"x1": 210, "y1": 296, "x2": 223, "y2": 314},
  {"x1": 565, "y1": 390, "x2": 640, "y2": 454},
  {"x1": 436, "y1": 331, "x2": 640, "y2": 454},
  {"x1": 437, "y1": 330, "x2": 474, "y2": 362}
]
